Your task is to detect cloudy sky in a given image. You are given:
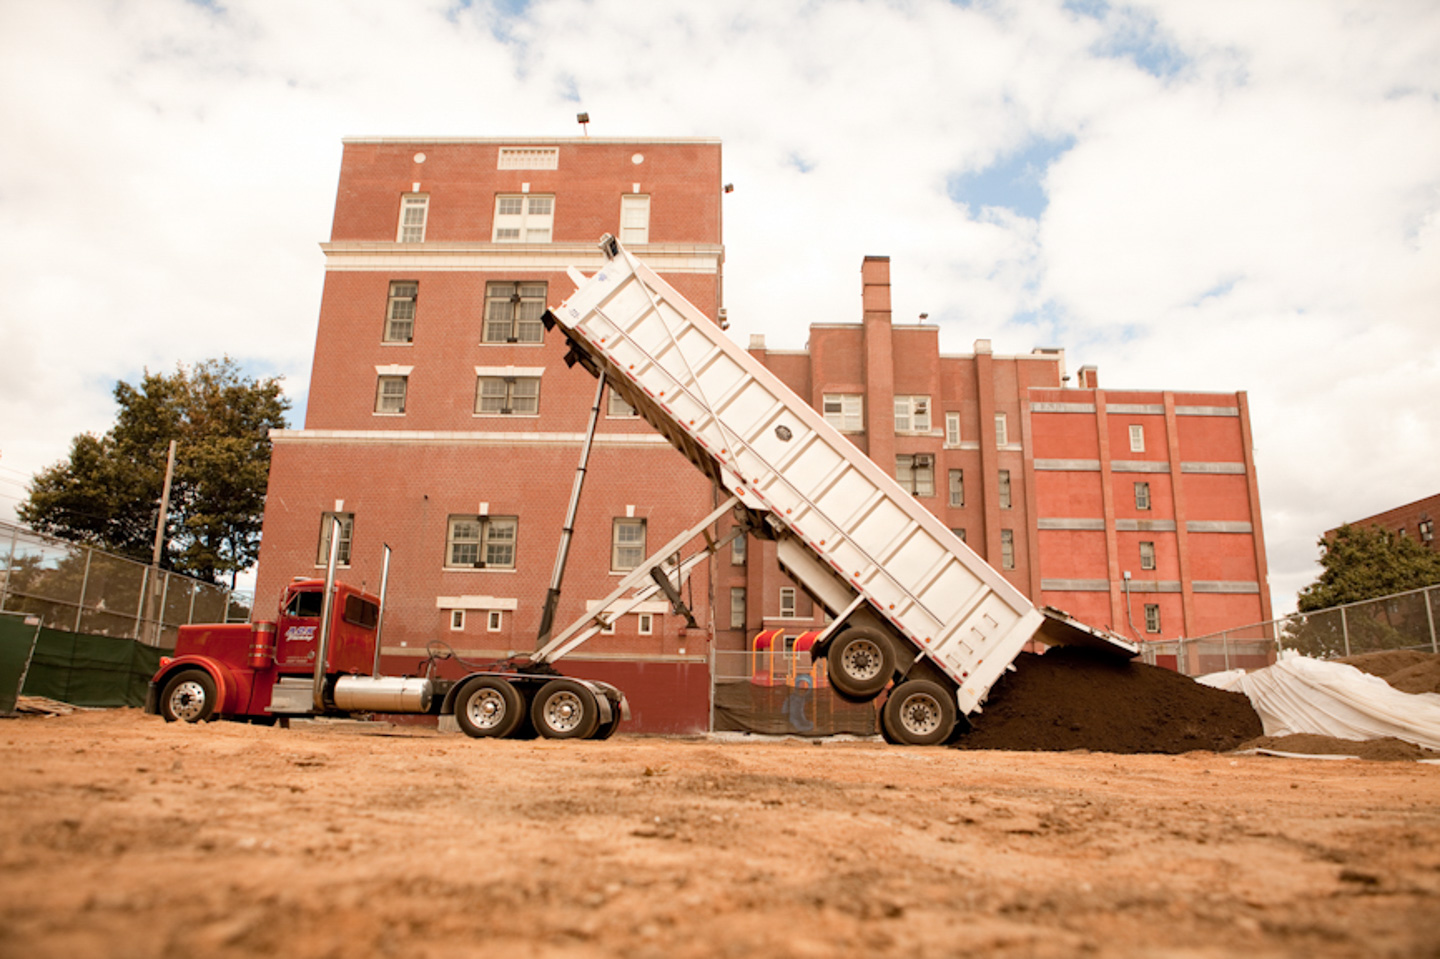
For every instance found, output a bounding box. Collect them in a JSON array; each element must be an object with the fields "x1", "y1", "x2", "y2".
[{"x1": 1, "y1": 0, "x2": 1437, "y2": 615}]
